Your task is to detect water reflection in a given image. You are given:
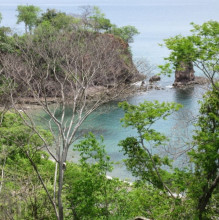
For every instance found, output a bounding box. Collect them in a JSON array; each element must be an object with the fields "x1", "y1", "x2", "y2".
[{"x1": 174, "y1": 87, "x2": 195, "y2": 107}]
